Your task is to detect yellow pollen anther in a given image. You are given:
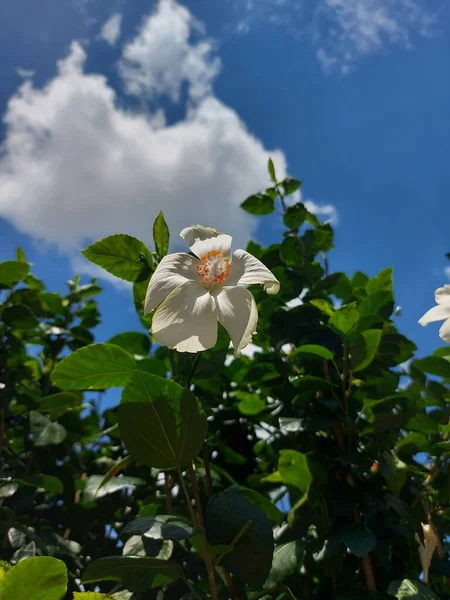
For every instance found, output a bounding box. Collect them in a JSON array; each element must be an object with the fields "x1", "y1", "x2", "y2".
[{"x1": 196, "y1": 250, "x2": 230, "y2": 286}]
